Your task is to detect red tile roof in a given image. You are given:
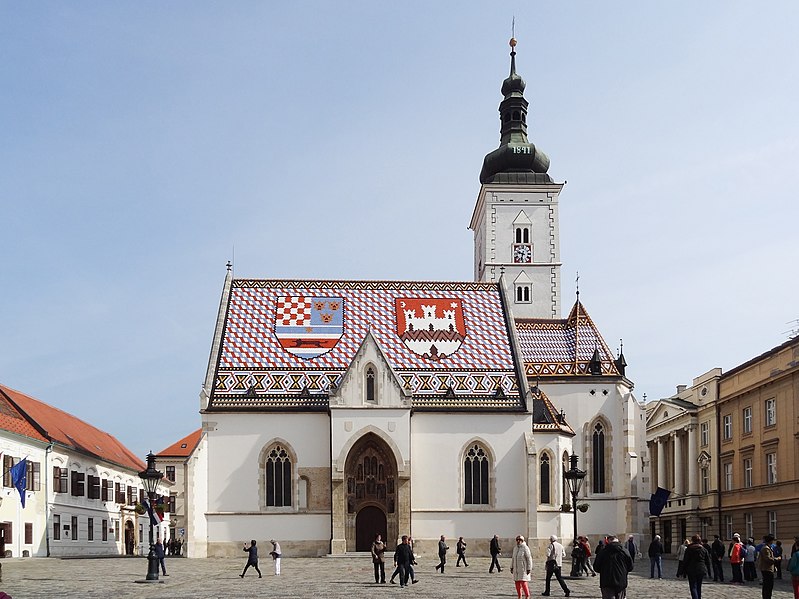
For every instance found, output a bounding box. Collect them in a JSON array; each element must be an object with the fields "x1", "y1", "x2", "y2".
[
  {"x1": 0, "y1": 388, "x2": 48, "y2": 443},
  {"x1": 156, "y1": 429, "x2": 201, "y2": 458},
  {"x1": 0, "y1": 384, "x2": 145, "y2": 472}
]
